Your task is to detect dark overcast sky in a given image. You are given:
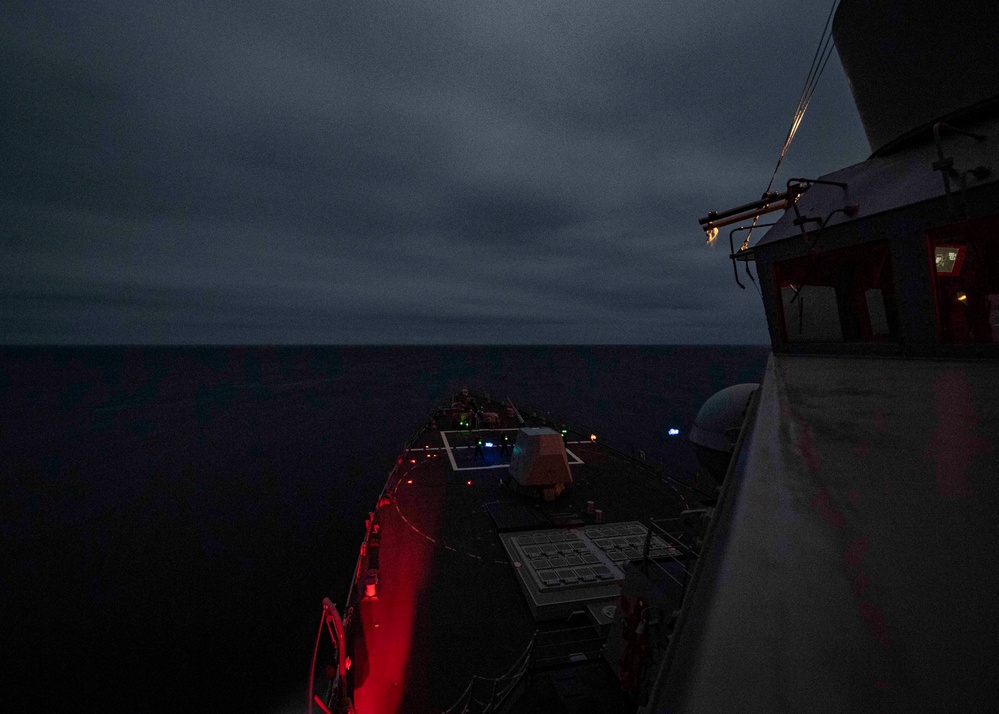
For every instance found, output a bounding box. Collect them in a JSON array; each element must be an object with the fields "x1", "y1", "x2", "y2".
[{"x1": 2, "y1": 0, "x2": 869, "y2": 344}]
